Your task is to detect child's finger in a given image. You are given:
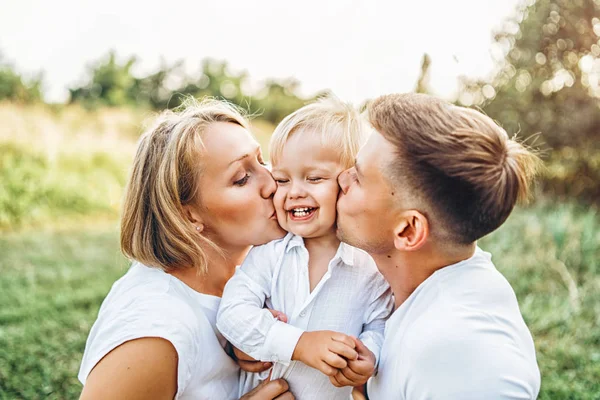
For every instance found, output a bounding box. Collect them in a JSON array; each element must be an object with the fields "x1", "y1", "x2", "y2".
[
  {"x1": 347, "y1": 358, "x2": 375, "y2": 377},
  {"x1": 339, "y1": 364, "x2": 365, "y2": 382},
  {"x1": 331, "y1": 370, "x2": 355, "y2": 387},
  {"x1": 351, "y1": 336, "x2": 370, "y2": 356},
  {"x1": 266, "y1": 308, "x2": 288, "y2": 323},
  {"x1": 328, "y1": 340, "x2": 358, "y2": 361},
  {"x1": 331, "y1": 333, "x2": 356, "y2": 349},
  {"x1": 318, "y1": 361, "x2": 338, "y2": 377},
  {"x1": 323, "y1": 352, "x2": 348, "y2": 369}
]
